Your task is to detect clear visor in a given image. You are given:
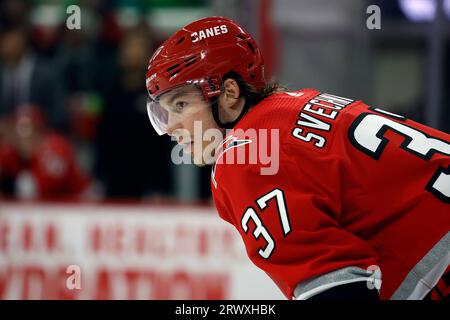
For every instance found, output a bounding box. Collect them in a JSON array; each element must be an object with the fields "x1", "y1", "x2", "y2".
[
  {"x1": 147, "y1": 98, "x2": 169, "y2": 136},
  {"x1": 147, "y1": 83, "x2": 214, "y2": 136}
]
